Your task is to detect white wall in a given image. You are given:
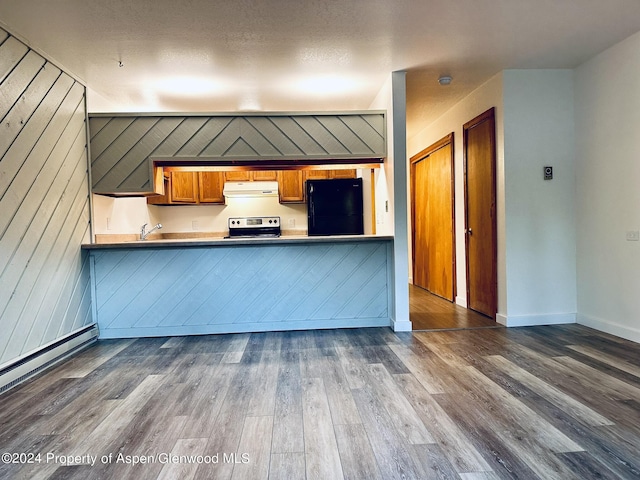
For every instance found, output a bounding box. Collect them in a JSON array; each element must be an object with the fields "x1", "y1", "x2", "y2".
[
  {"x1": 575, "y1": 31, "x2": 640, "y2": 342},
  {"x1": 408, "y1": 70, "x2": 578, "y2": 327},
  {"x1": 502, "y1": 70, "x2": 576, "y2": 326},
  {"x1": 408, "y1": 73, "x2": 505, "y2": 311}
]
